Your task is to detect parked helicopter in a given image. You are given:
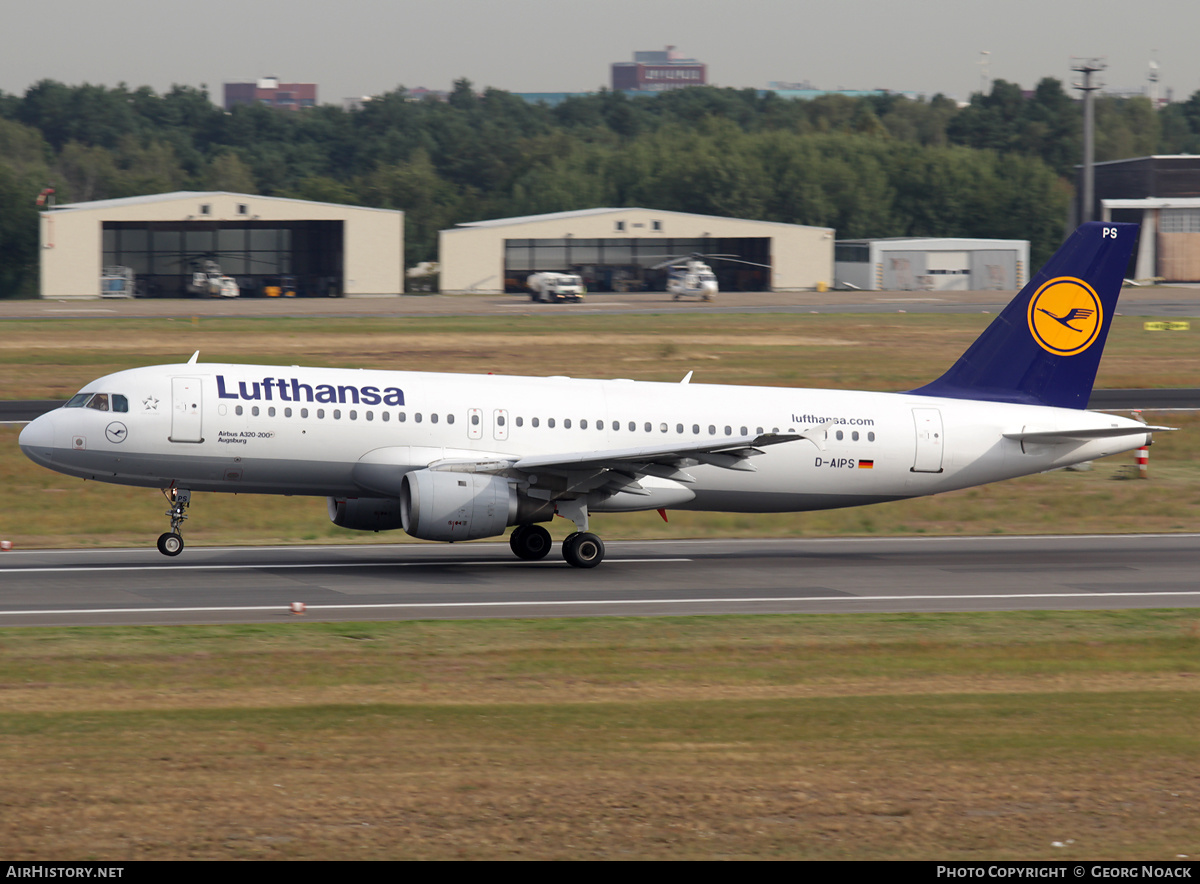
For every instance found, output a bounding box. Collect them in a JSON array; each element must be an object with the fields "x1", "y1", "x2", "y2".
[
  {"x1": 187, "y1": 258, "x2": 240, "y2": 298},
  {"x1": 649, "y1": 253, "x2": 770, "y2": 301}
]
